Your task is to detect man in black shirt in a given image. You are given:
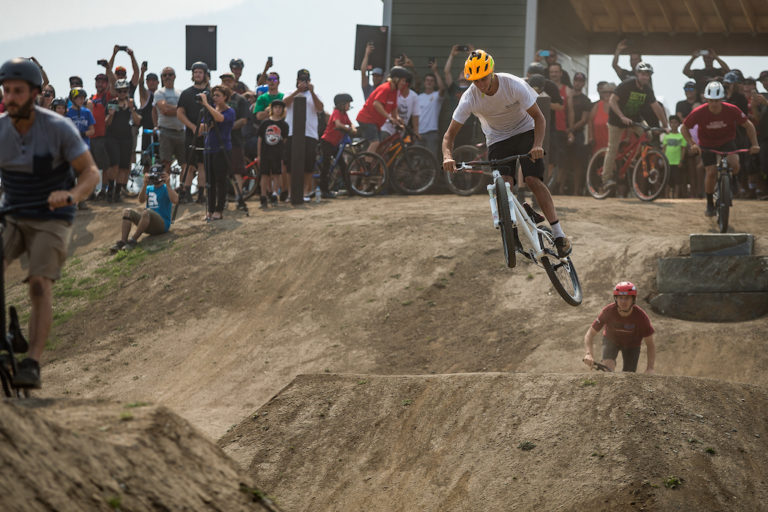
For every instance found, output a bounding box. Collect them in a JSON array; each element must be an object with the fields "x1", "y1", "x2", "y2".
[
  {"x1": 675, "y1": 81, "x2": 699, "y2": 120},
  {"x1": 602, "y1": 62, "x2": 668, "y2": 189},
  {"x1": 683, "y1": 49, "x2": 730, "y2": 94},
  {"x1": 138, "y1": 63, "x2": 158, "y2": 152},
  {"x1": 567, "y1": 72, "x2": 592, "y2": 195},
  {"x1": 176, "y1": 61, "x2": 211, "y2": 203}
]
